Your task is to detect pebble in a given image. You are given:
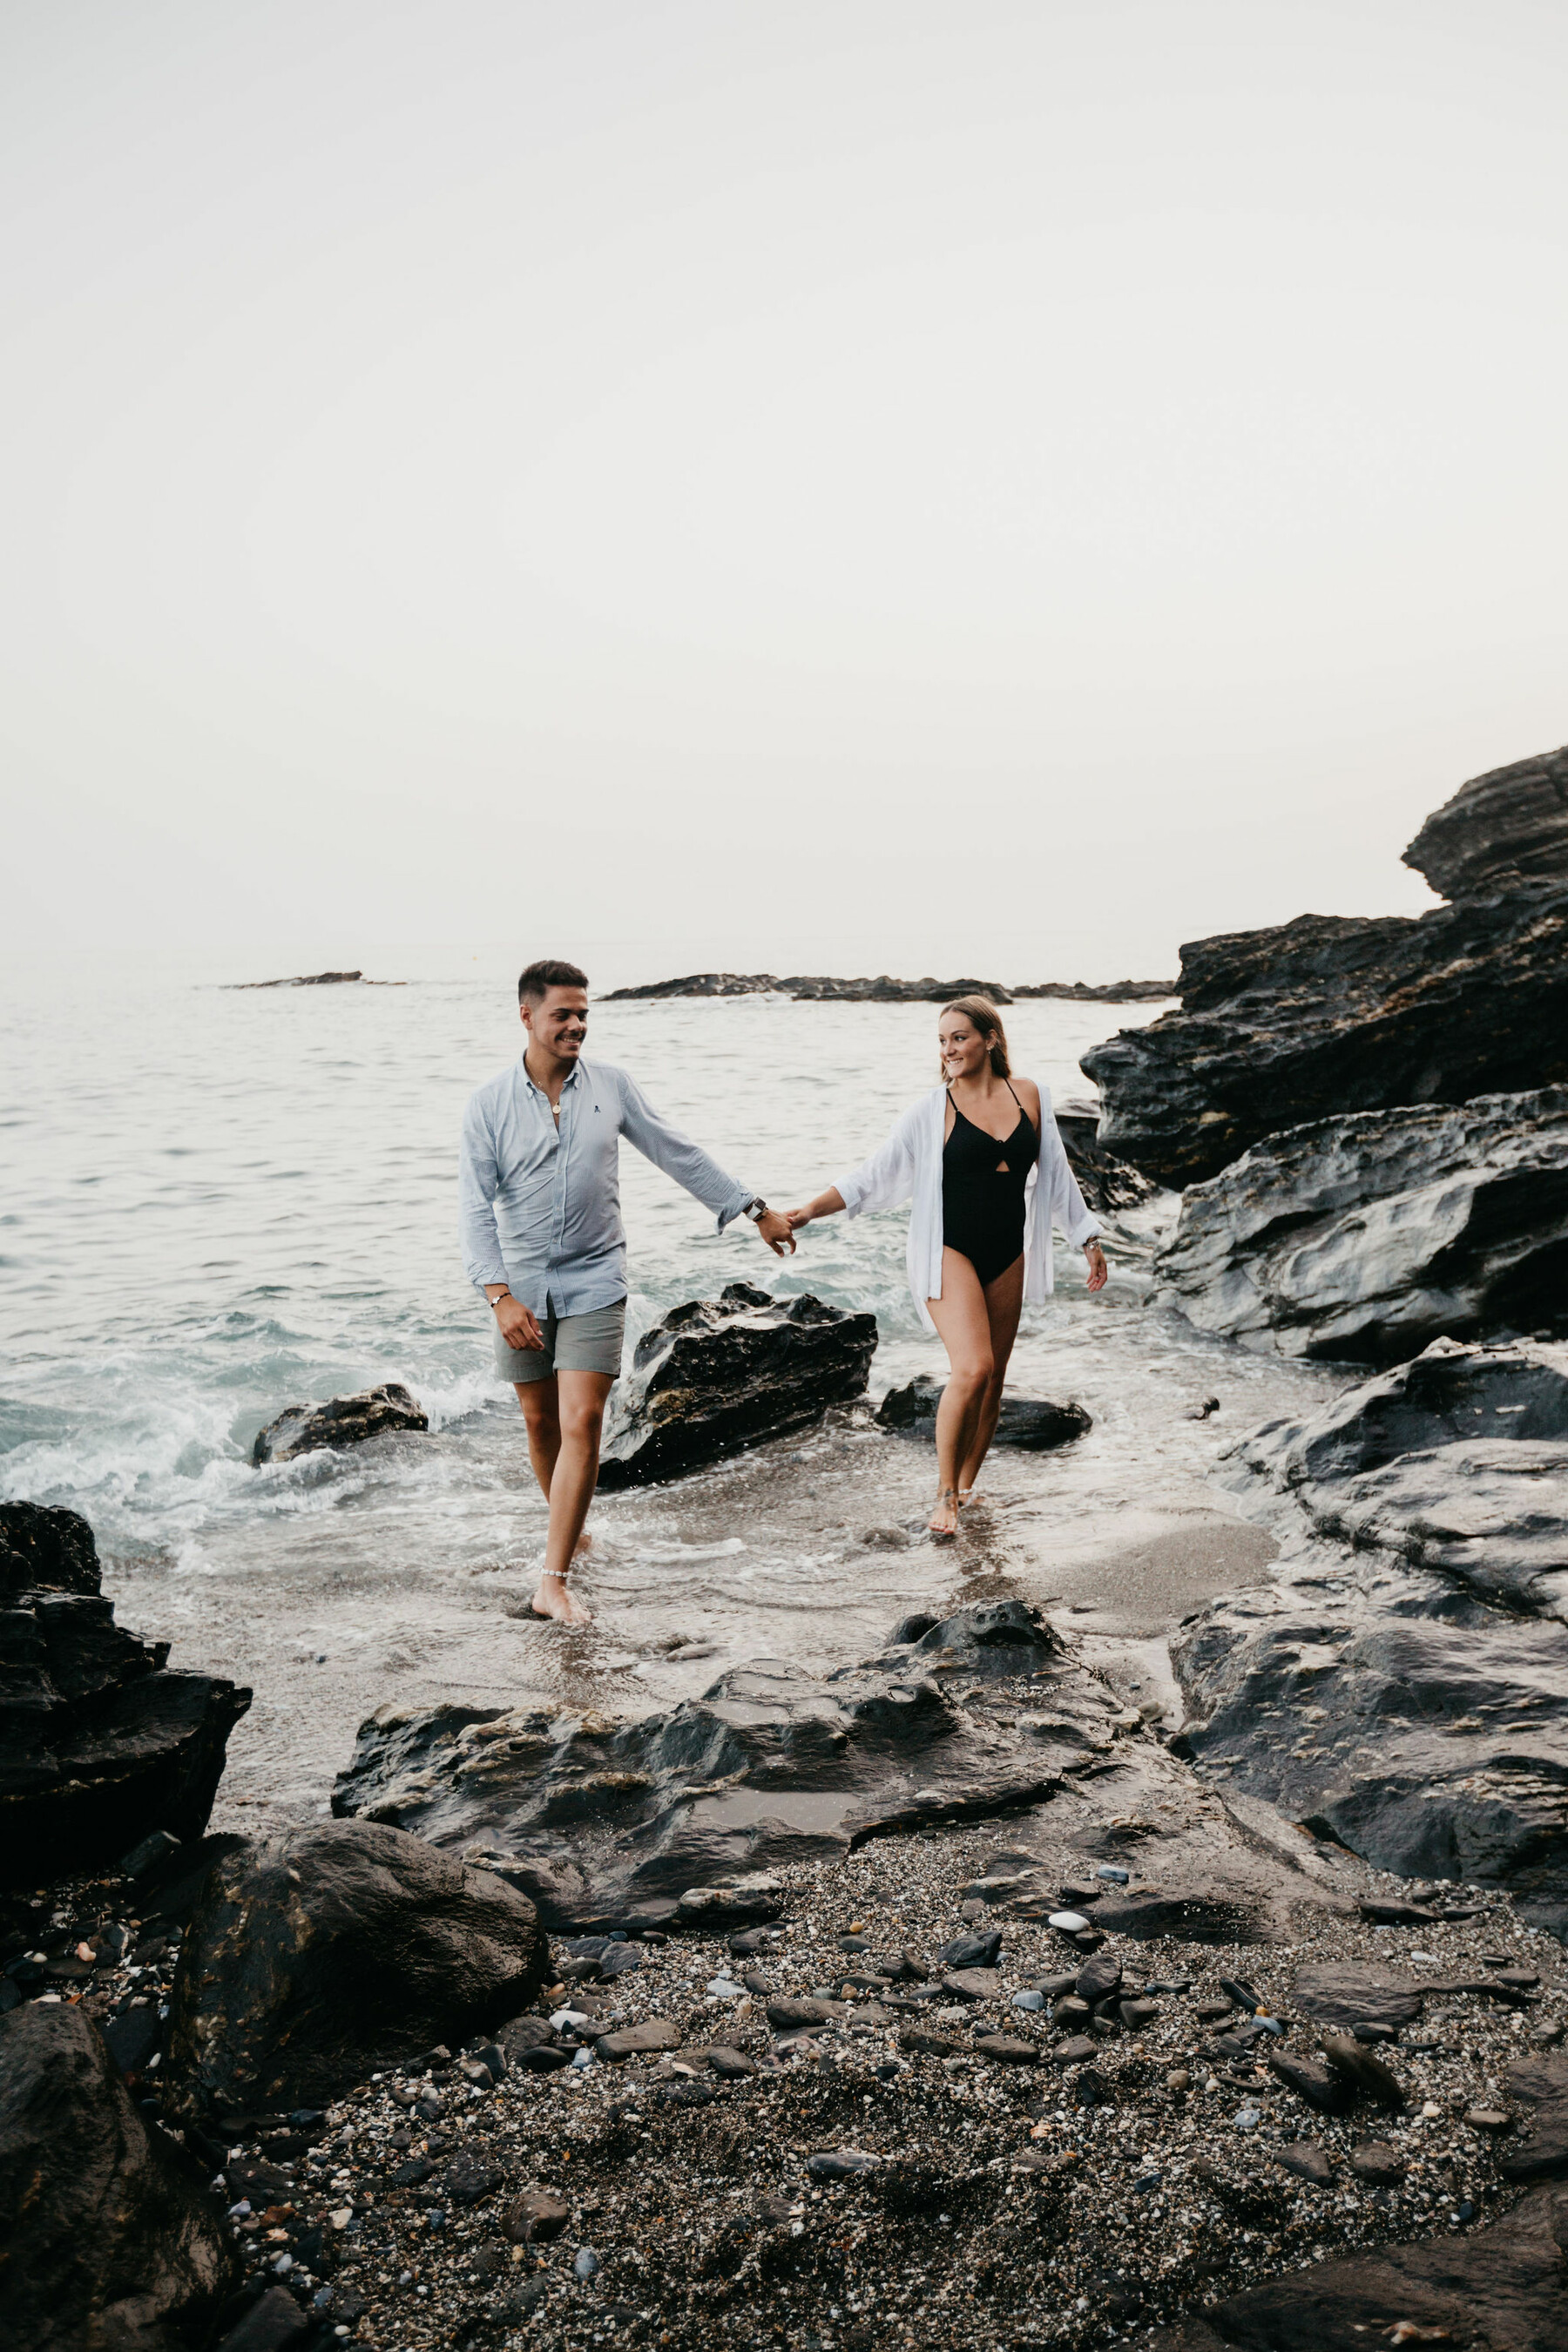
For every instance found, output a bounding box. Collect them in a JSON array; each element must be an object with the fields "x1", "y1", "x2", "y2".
[{"x1": 1047, "y1": 1910, "x2": 1090, "y2": 1933}]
